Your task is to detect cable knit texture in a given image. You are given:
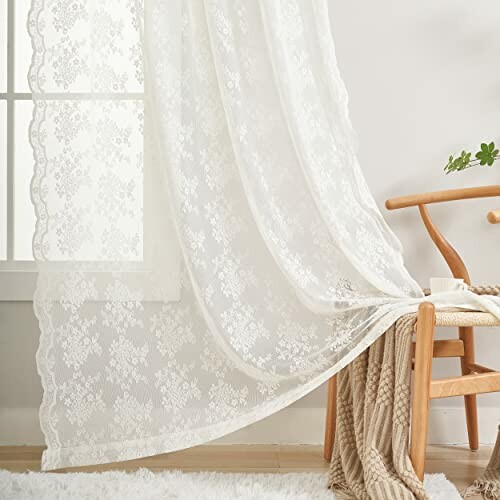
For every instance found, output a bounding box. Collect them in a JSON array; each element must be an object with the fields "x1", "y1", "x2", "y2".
[{"x1": 328, "y1": 315, "x2": 428, "y2": 499}]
